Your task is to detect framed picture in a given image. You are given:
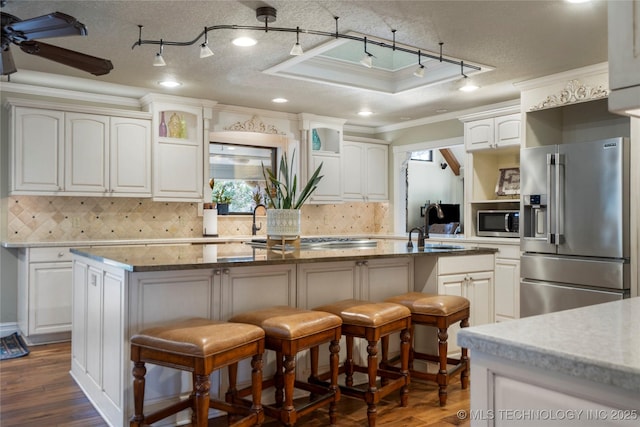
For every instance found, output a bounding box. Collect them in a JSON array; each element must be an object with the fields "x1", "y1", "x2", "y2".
[{"x1": 495, "y1": 167, "x2": 520, "y2": 196}]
